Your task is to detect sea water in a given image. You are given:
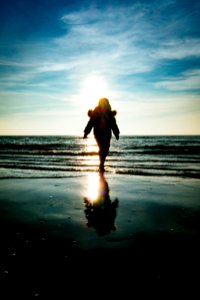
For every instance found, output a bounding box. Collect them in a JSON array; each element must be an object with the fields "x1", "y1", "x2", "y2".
[{"x1": 0, "y1": 135, "x2": 199, "y2": 178}]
